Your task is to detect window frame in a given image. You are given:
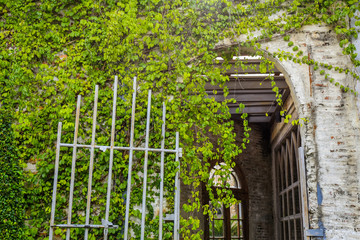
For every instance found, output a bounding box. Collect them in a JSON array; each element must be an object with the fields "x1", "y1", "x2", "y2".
[
  {"x1": 203, "y1": 164, "x2": 249, "y2": 240},
  {"x1": 273, "y1": 125, "x2": 306, "y2": 240}
]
